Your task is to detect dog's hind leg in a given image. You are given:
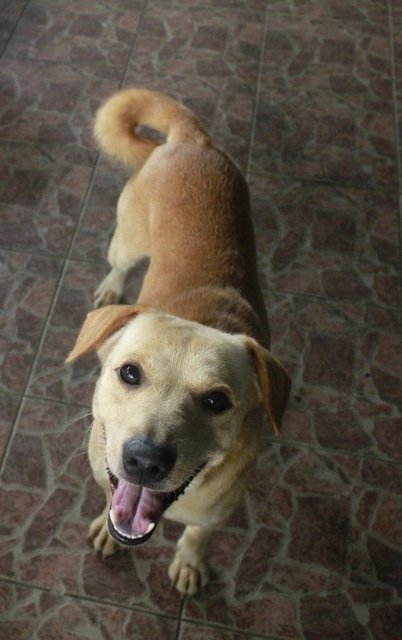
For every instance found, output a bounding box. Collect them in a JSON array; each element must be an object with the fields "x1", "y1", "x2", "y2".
[
  {"x1": 168, "y1": 525, "x2": 213, "y2": 595},
  {"x1": 94, "y1": 177, "x2": 150, "y2": 308}
]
